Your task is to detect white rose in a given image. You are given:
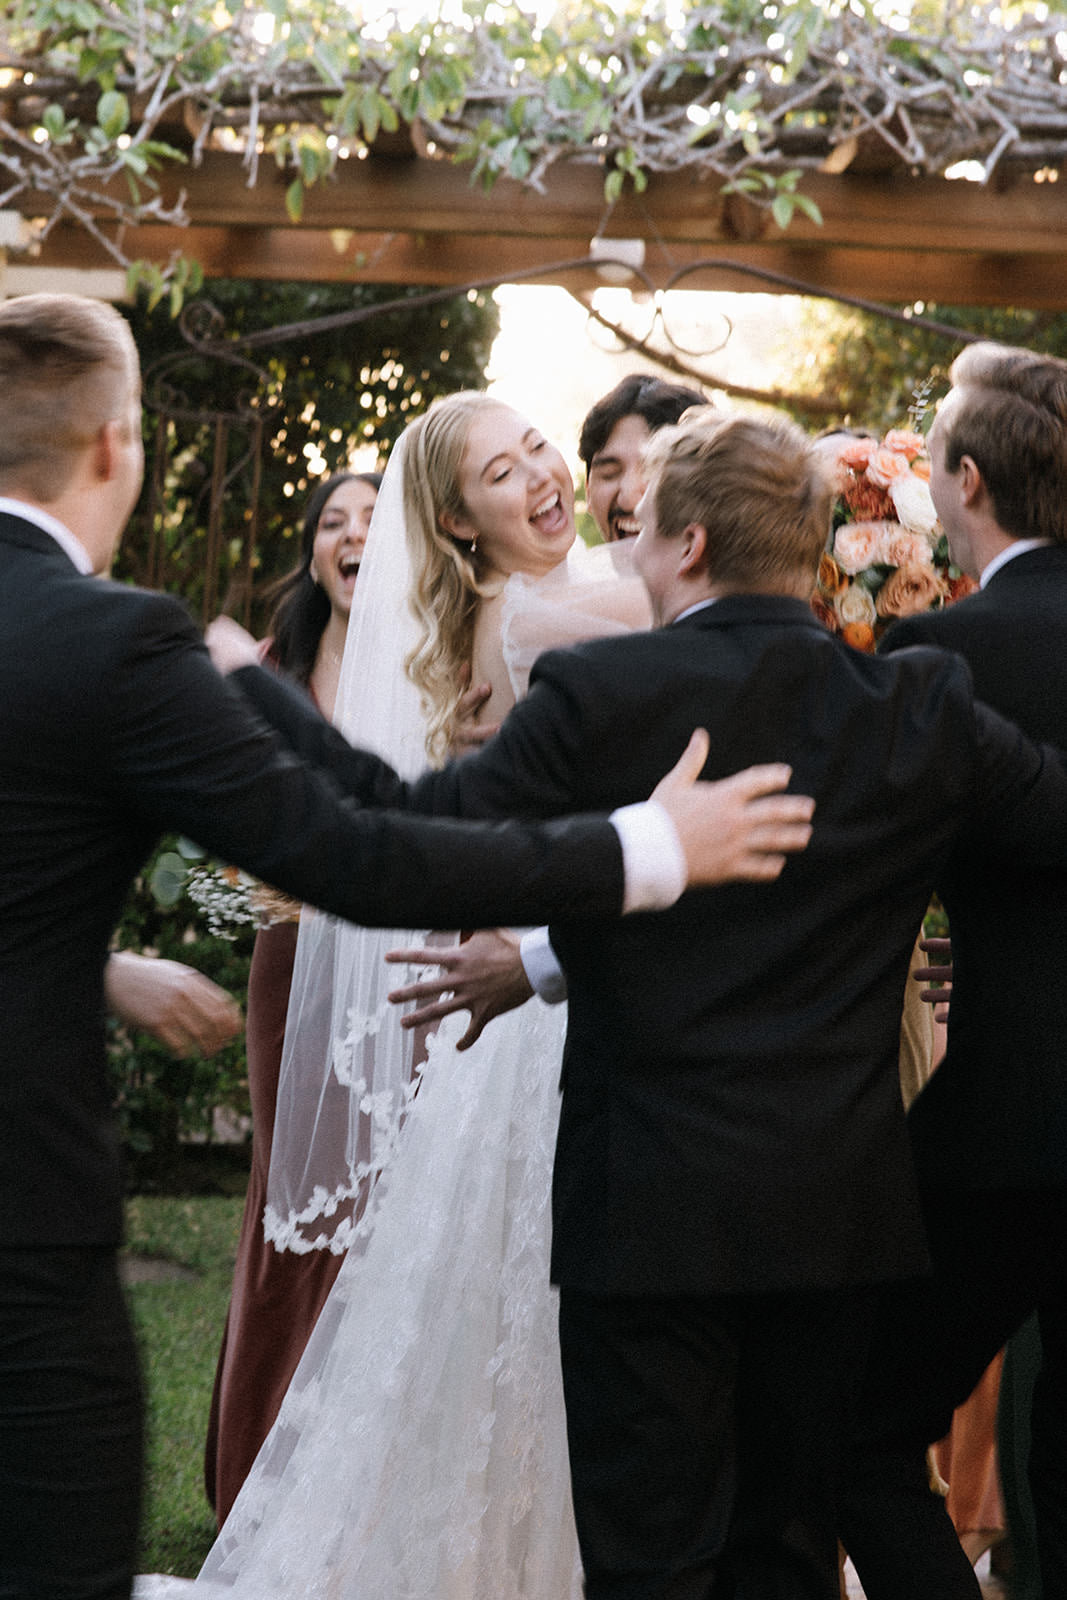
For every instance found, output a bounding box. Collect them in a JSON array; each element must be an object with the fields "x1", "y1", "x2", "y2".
[
  {"x1": 889, "y1": 472, "x2": 940, "y2": 542},
  {"x1": 835, "y1": 583, "x2": 877, "y2": 627}
]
